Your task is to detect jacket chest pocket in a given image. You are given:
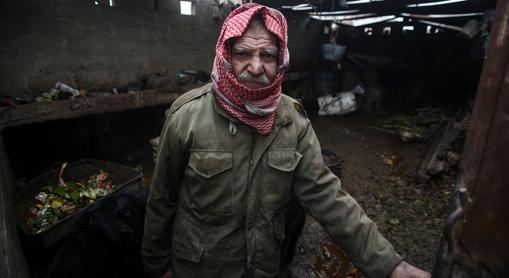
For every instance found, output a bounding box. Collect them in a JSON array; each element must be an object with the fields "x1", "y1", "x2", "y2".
[
  {"x1": 185, "y1": 151, "x2": 234, "y2": 216},
  {"x1": 261, "y1": 150, "x2": 303, "y2": 209}
]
